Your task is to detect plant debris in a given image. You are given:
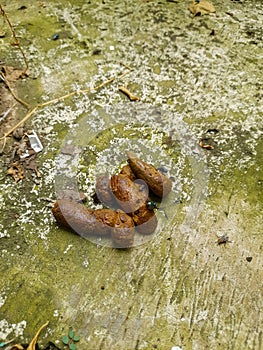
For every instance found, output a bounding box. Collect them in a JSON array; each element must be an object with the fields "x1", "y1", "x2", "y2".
[
  {"x1": 0, "y1": 65, "x2": 26, "y2": 82},
  {"x1": 188, "y1": 0, "x2": 216, "y2": 16},
  {"x1": 119, "y1": 86, "x2": 139, "y2": 101},
  {"x1": 199, "y1": 138, "x2": 214, "y2": 150},
  {"x1": 0, "y1": 338, "x2": 15, "y2": 347},
  {"x1": 11, "y1": 321, "x2": 49, "y2": 350},
  {"x1": 27, "y1": 322, "x2": 49, "y2": 350},
  {"x1": 0, "y1": 4, "x2": 29, "y2": 76},
  {"x1": 7, "y1": 161, "x2": 24, "y2": 182},
  {"x1": 11, "y1": 345, "x2": 24, "y2": 350},
  {"x1": 5, "y1": 129, "x2": 42, "y2": 182}
]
